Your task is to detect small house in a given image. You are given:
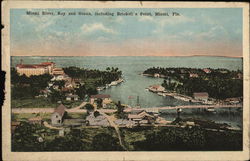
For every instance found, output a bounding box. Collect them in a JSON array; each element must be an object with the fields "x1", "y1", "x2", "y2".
[
  {"x1": 203, "y1": 68, "x2": 211, "y2": 74},
  {"x1": 225, "y1": 97, "x2": 241, "y2": 104},
  {"x1": 66, "y1": 94, "x2": 79, "y2": 101},
  {"x1": 149, "y1": 85, "x2": 165, "y2": 92},
  {"x1": 189, "y1": 73, "x2": 199, "y2": 78},
  {"x1": 193, "y1": 92, "x2": 209, "y2": 102},
  {"x1": 51, "y1": 104, "x2": 66, "y2": 126},
  {"x1": 52, "y1": 68, "x2": 65, "y2": 75},
  {"x1": 90, "y1": 94, "x2": 111, "y2": 104},
  {"x1": 128, "y1": 110, "x2": 156, "y2": 124},
  {"x1": 115, "y1": 119, "x2": 135, "y2": 127},
  {"x1": 86, "y1": 113, "x2": 110, "y2": 127}
]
